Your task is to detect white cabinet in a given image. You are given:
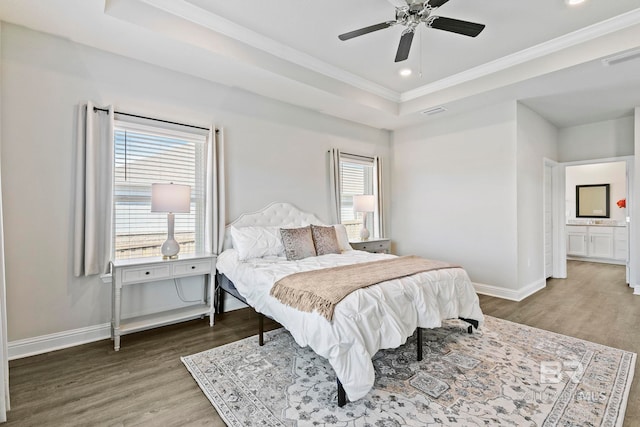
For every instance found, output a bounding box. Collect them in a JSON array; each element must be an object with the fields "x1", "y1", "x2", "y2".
[
  {"x1": 350, "y1": 238, "x2": 391, "y2": 254},
  {"x1": 566, "y1": 225, "x2": 627, "y2": 263},
  {"x1": 614, "y1": 227, "x2": 628, "y2": 261},
  {"x1": 588, "y1": 227, "x2": 614, "y2": 258},
  {"x1": 567, "y1": 226, "x2": 588, "y2": 257}
]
